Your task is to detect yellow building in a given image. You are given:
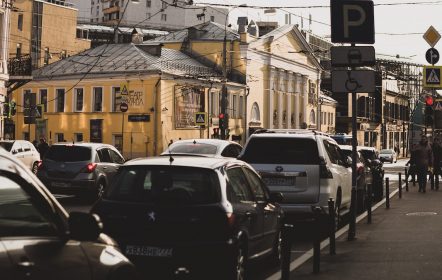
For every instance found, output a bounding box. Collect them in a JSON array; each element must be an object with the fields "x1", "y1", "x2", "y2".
[
  {"x1": 8, "y1": 0, "x2": 90, "y2": 69},
  {"x1": 10, "y1": 43, "x2": 245, "y2": 158}
]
